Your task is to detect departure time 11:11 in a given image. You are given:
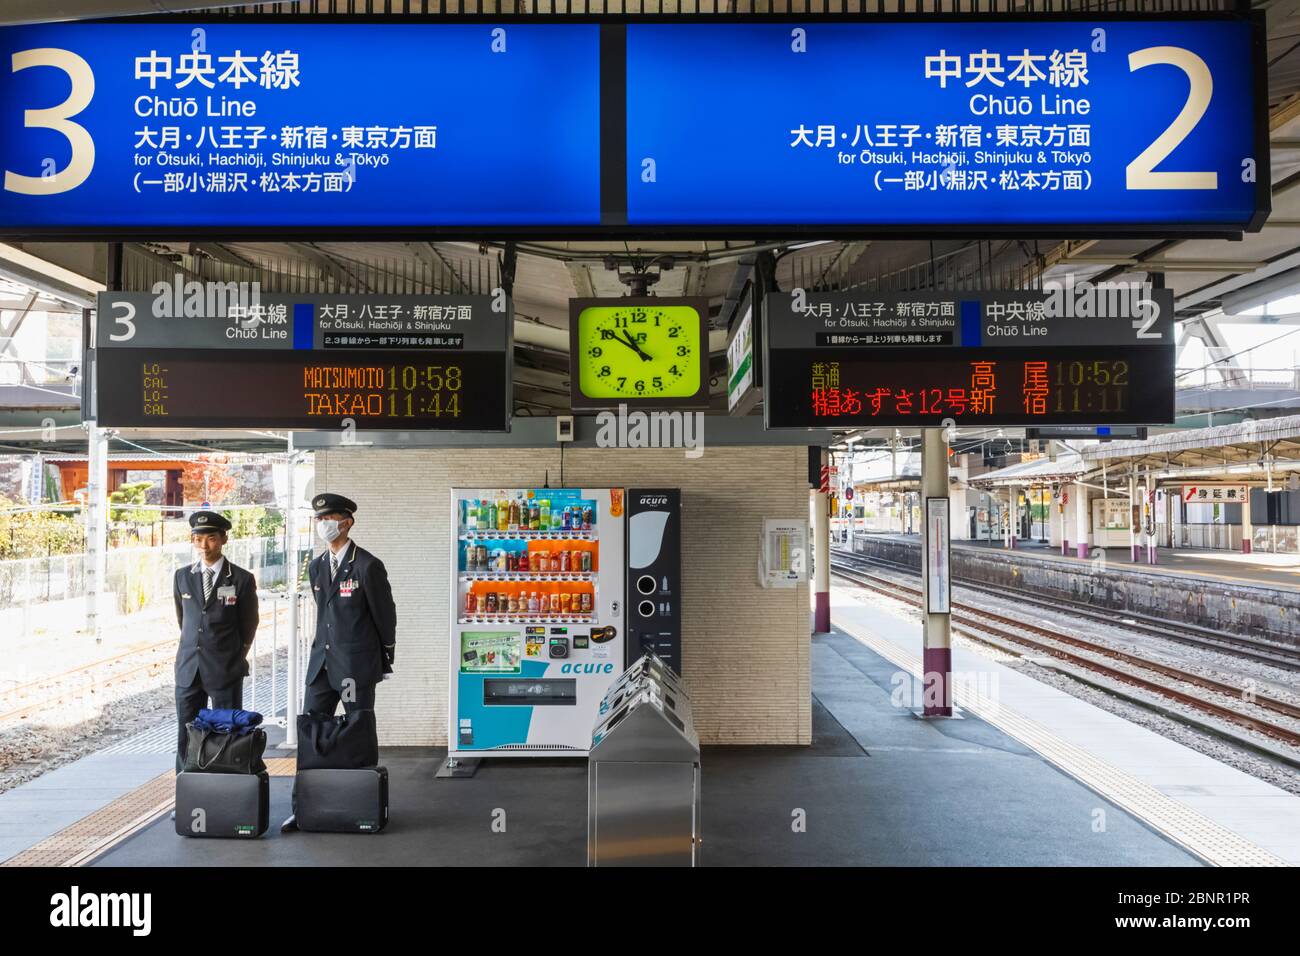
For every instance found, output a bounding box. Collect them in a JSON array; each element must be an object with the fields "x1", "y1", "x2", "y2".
[{"x1": 1050, "y1": 359, "x2": 1129, "y2": 415}]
